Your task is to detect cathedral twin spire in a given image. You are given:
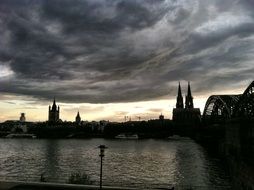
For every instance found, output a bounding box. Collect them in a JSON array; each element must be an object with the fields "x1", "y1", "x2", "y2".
[
  {"x1": 185, "y1": 82, "x2": 194, "y2": 109},
  {"x1": 176, "y1": 82, "x2": 194, "y2": 109},
  {"x1": 176, "y1": 82, "x2": 184, "y2": 108}
]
